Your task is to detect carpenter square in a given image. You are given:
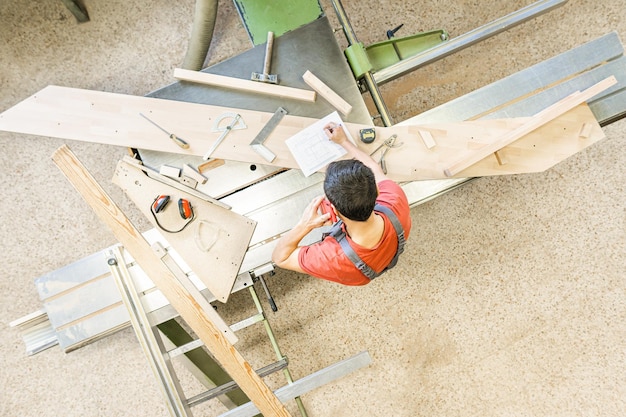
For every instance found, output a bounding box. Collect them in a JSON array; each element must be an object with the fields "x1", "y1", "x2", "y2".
[
  {"x1": 251, "y1": 31, "x2": 278, "y2": 84},
  {"x1": 249, "y1": 107, "x2": 288, "y2": 163}
]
